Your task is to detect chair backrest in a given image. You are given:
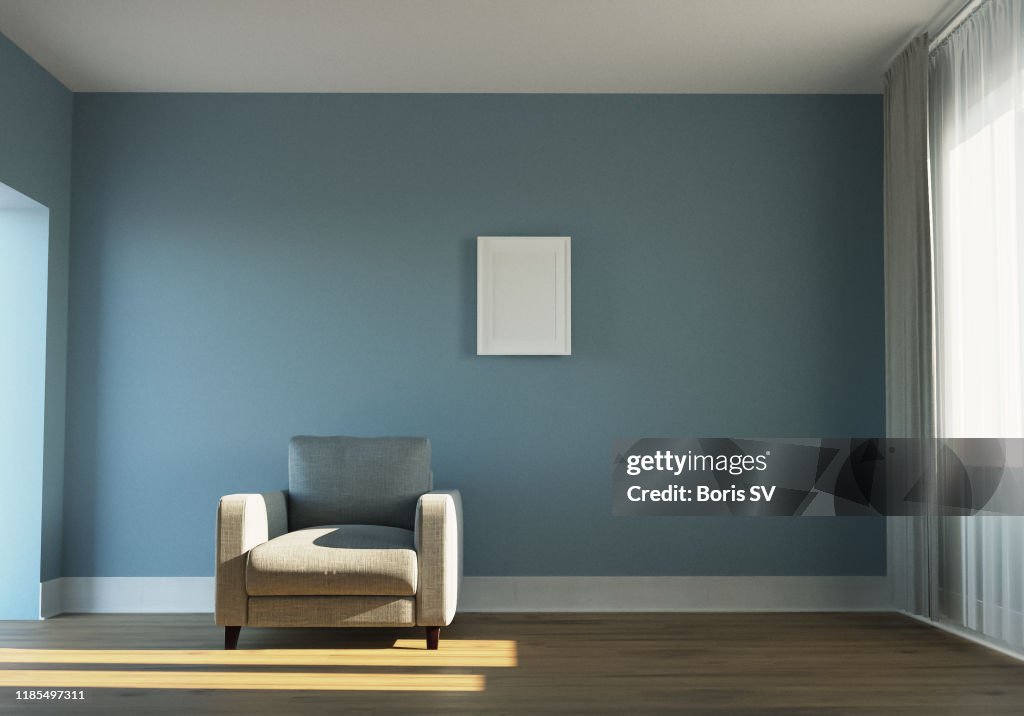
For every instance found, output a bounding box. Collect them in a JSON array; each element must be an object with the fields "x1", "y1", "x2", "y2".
[{"x1": 288, "y1": 435, "x2": 432, "y2": 531}]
